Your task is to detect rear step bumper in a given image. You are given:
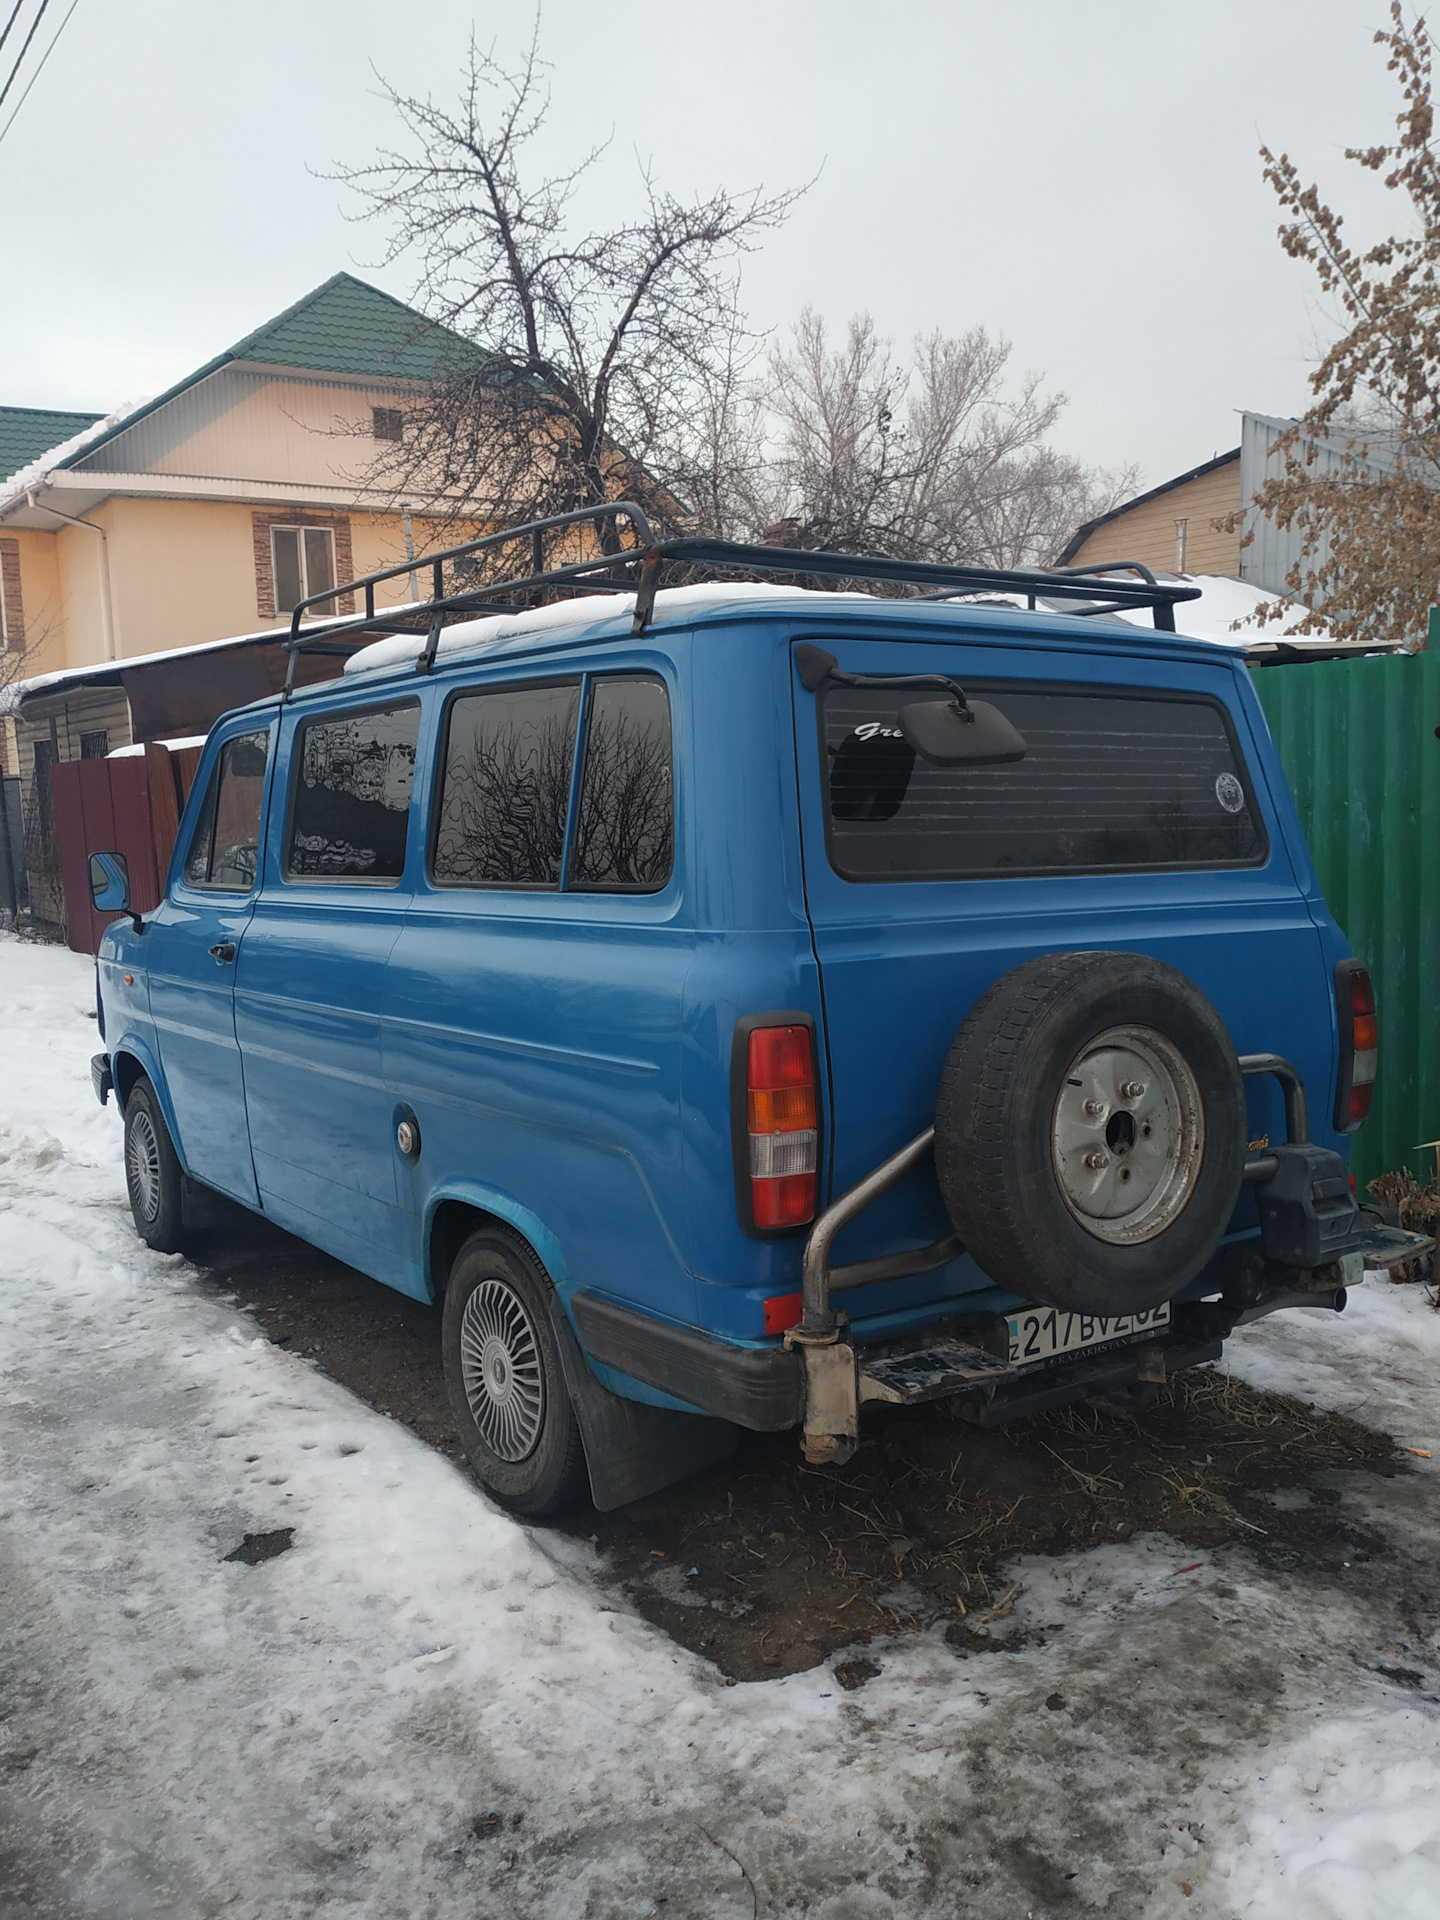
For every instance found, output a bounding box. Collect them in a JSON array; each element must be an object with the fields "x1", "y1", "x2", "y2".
[{"x1": 570, "y1": 1289, "x2": 1224, "y2": 1437}]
